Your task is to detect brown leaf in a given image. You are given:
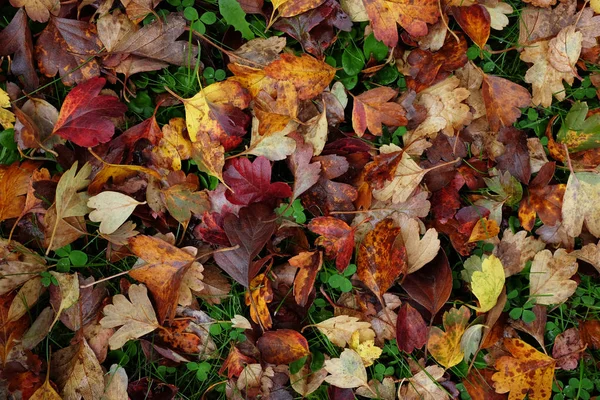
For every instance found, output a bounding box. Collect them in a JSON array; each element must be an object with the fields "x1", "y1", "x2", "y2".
[
  {"x1": 35, "y1": 17, "x2": 101, "y2": 86},
  {"x1": 9, "y1": 0, "x2": 59, "y2": 22},
  {"x1": 0, "y1": 9, "x2": 39, "y2": 90},
  {"x1": 357, "y1": 219, "x2": 406, "y2": 301},
  {"x1": 396, "y1": 303, "x2": 427, "y2": 353},
  {"x1": 580, "y1": 319, "x2": 600, "y2": 350},
  {"x1": 352, "y1": 87, "x2": 407, "y2": 137},
  {"x1": 308, "y1": 216, "x2": 355, "y2": 272},
  {"x1": 290, "y1": 250, "x2": 323, "y2": 307},
  {"x1": 0, "y1": 161, "x2": 38, "y2": 223},
  {"x1": 401, "y1": 249, "x2": 452, "y2": 316},
  {"x1": 496, "y1": 127, "x2": 531, "y2": 184},
  {"x1": 463, "y1": 368, "x2": 506, "y2": 400},
  {"x1": 511, "y1": 305, "x2": 547, "y2": 348},
  {"x1": 451, "y1": 5, "x2": 491, "y2": 48},
  {"x1": 245, "y1": 272, "x2": 274, "y2": 329},
  {"x1": 257, "y1": 329, "x2": 310, "y2": 364},
  {"x1": 219, "y1": 346, "x2": 255, "y2": 379},
  {"x1": 482, "y1": 75, "x2": 531, "y2": 133},
  {"x1": 552, "y1": 327, "x2": 585, "y2": 370},
  {"x1": 128, "y1": 235, "x2": 197, "y2": 324}
]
